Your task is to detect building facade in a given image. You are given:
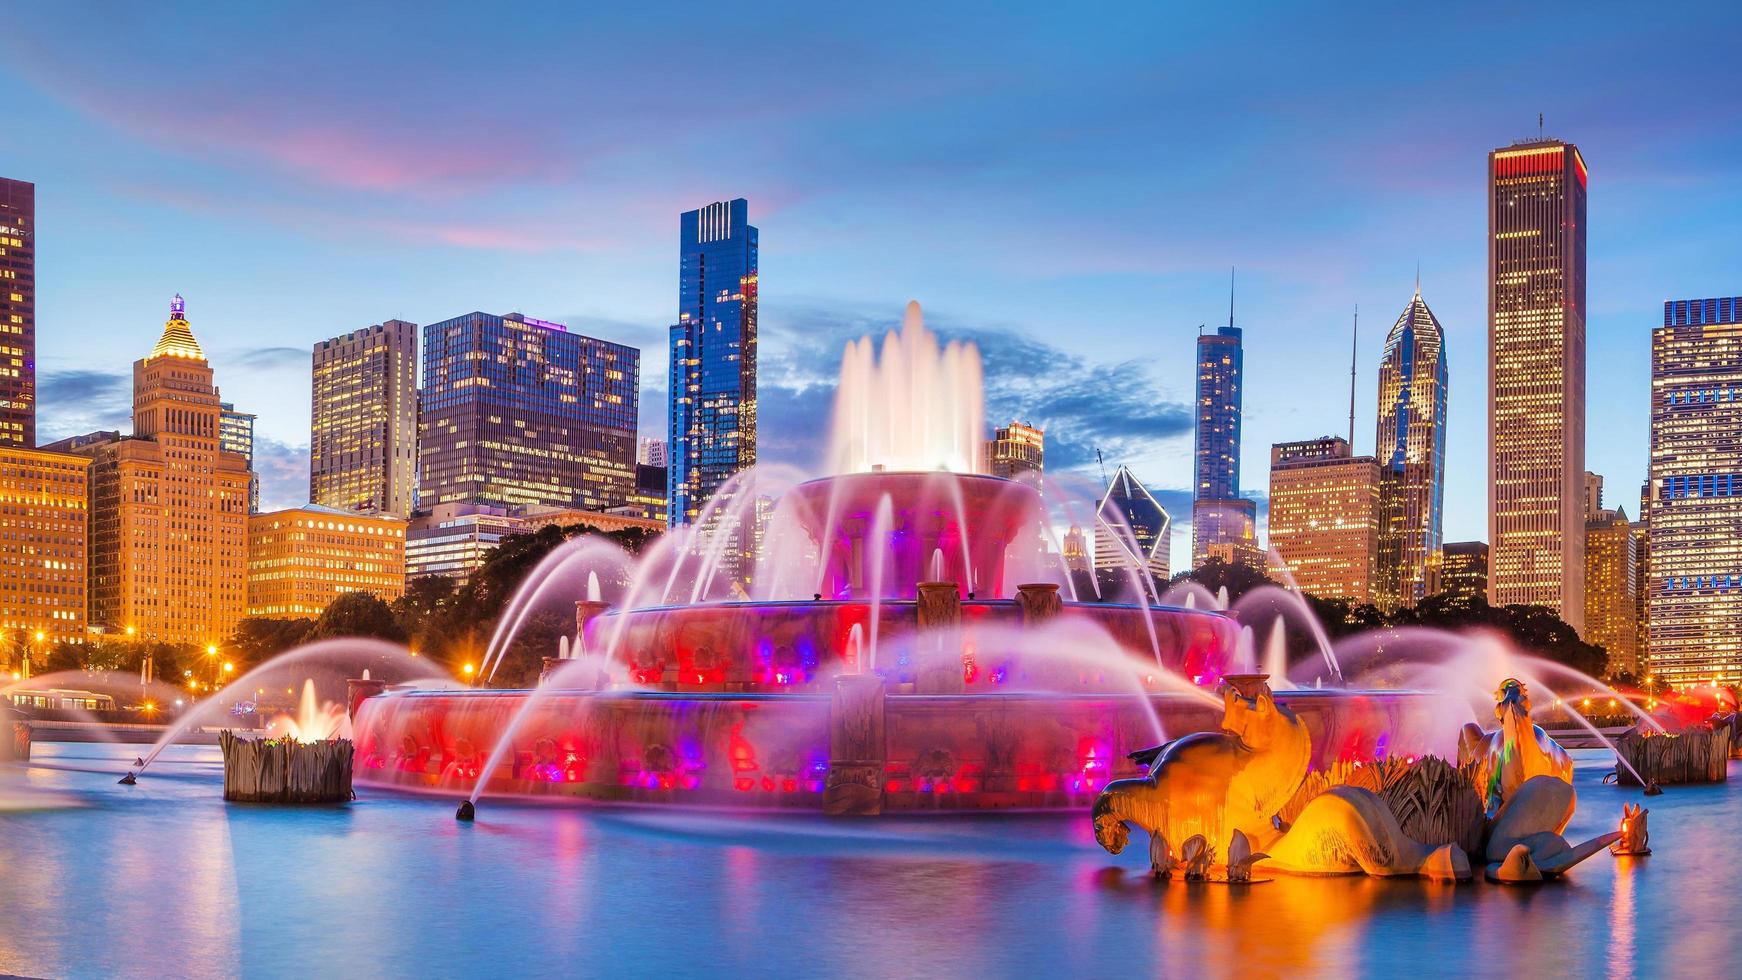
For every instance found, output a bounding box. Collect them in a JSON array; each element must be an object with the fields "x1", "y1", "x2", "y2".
[
  {"x1": 420, "y1": 312, "x2": 637, "y2": 513},
  {"x1": 78, "y1": 298, "x2": 250, "y2": 646},
  {"x1": 1266, "y1": 436, "x2": 1380, "y2": 605},
  {"x1": 311, "y1": 321, "x2": 419, "y2": 518},
  {"x1": 1584, "y1": 504, "x2": 1638, "y2": 677},
  {"x1": 1646, "y1": 296, "x2": 1742, "y2": 686},
  {"x1": 0, "y1": 178, "x2": 34, "y2": 448},
  {"x1": 1094, "y1": 465, "x2": 1171, "y2": 588},
  {"x1": 637, "y1": 437, "x2": 668, "y2": 468},
  {"x1": 1439, "y1": 541, "x2": 1489, "y2": 603},
  {"x1": 987, "y1": 421, "x2": 1044, "y2": 481},
  {"x1": 1375, "y1": 289, "x2": 1447, "y2": 611},
  {"x1": 669, "y1": 199, "x2": 758, "y2": 526},
  {"x1": 247, "y1": 505, "x2": 406, "y2": 618},
  {"x1": 1193, "y1": 320, "x2": 1248, "y2": 568},
  {"x1": 1487, "y1": 139, "x2": 1588, "y2": 632},
  {"x1": 219, "y1": 401, "x2": 259, "y2": 513},
  {"x1": 405, "y1": 503, "x2": 529, "y2": 583},
  {"x1": 0, "y1": 447, "x2": 88, "y2": 658}
]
